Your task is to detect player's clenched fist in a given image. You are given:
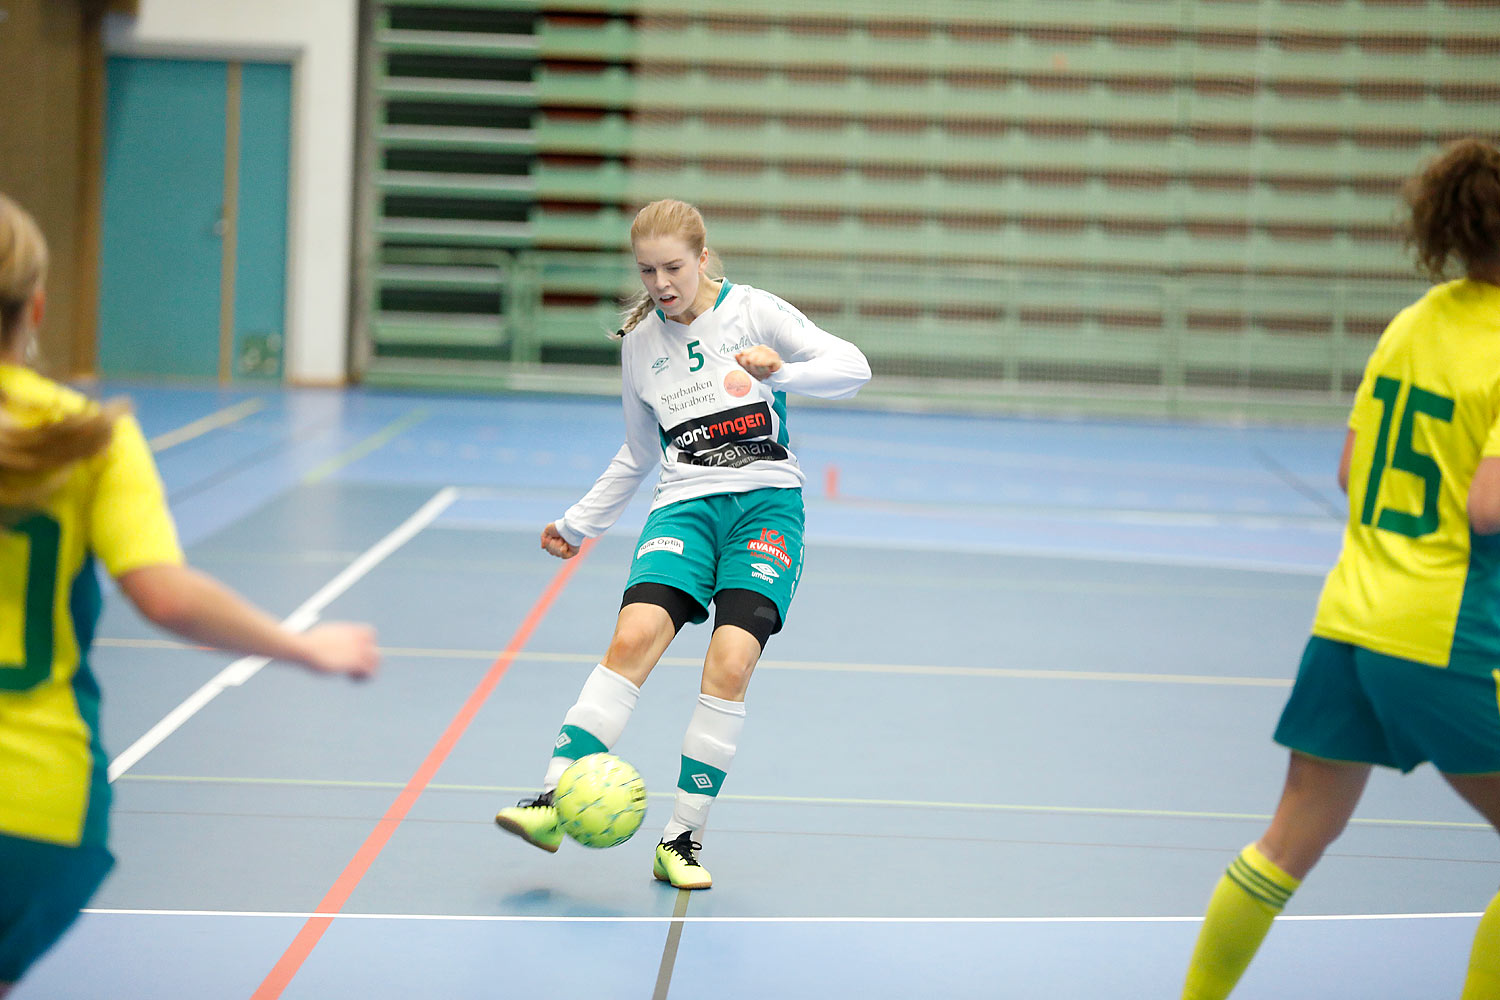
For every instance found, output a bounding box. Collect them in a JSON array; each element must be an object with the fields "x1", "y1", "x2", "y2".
[
  {"x1": 735, "y1": 345, "x2": 783, "y2": 381},
  {"x1": 541, "y1": 522, "x2": 579, "y2": 559},
  {"x1": 300, "y1": 623, "x2": 379, "y2": 678}
]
